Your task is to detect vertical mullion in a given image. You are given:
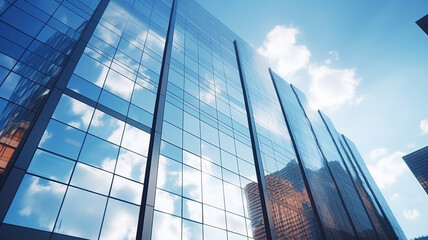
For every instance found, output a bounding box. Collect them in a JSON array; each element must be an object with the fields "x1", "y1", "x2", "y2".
[
  {"x1": 136, "y1": 0, "x2": 178, "y2": 239},
  {"x1": 233, "y1": 40, "x2": 276, "y2": 240},
  {"x1": 268, "y1": 69, "x2": 327, "y2": 240},
  {"x1": 319, "y1": 111, "x2": 381, "y2": 239},
  {"x1": 288, "y1": 84, "x2": 359, "y2": 239},
  {"x1": 342, "y1": 135, "x2": 399, "y2": 239}
]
